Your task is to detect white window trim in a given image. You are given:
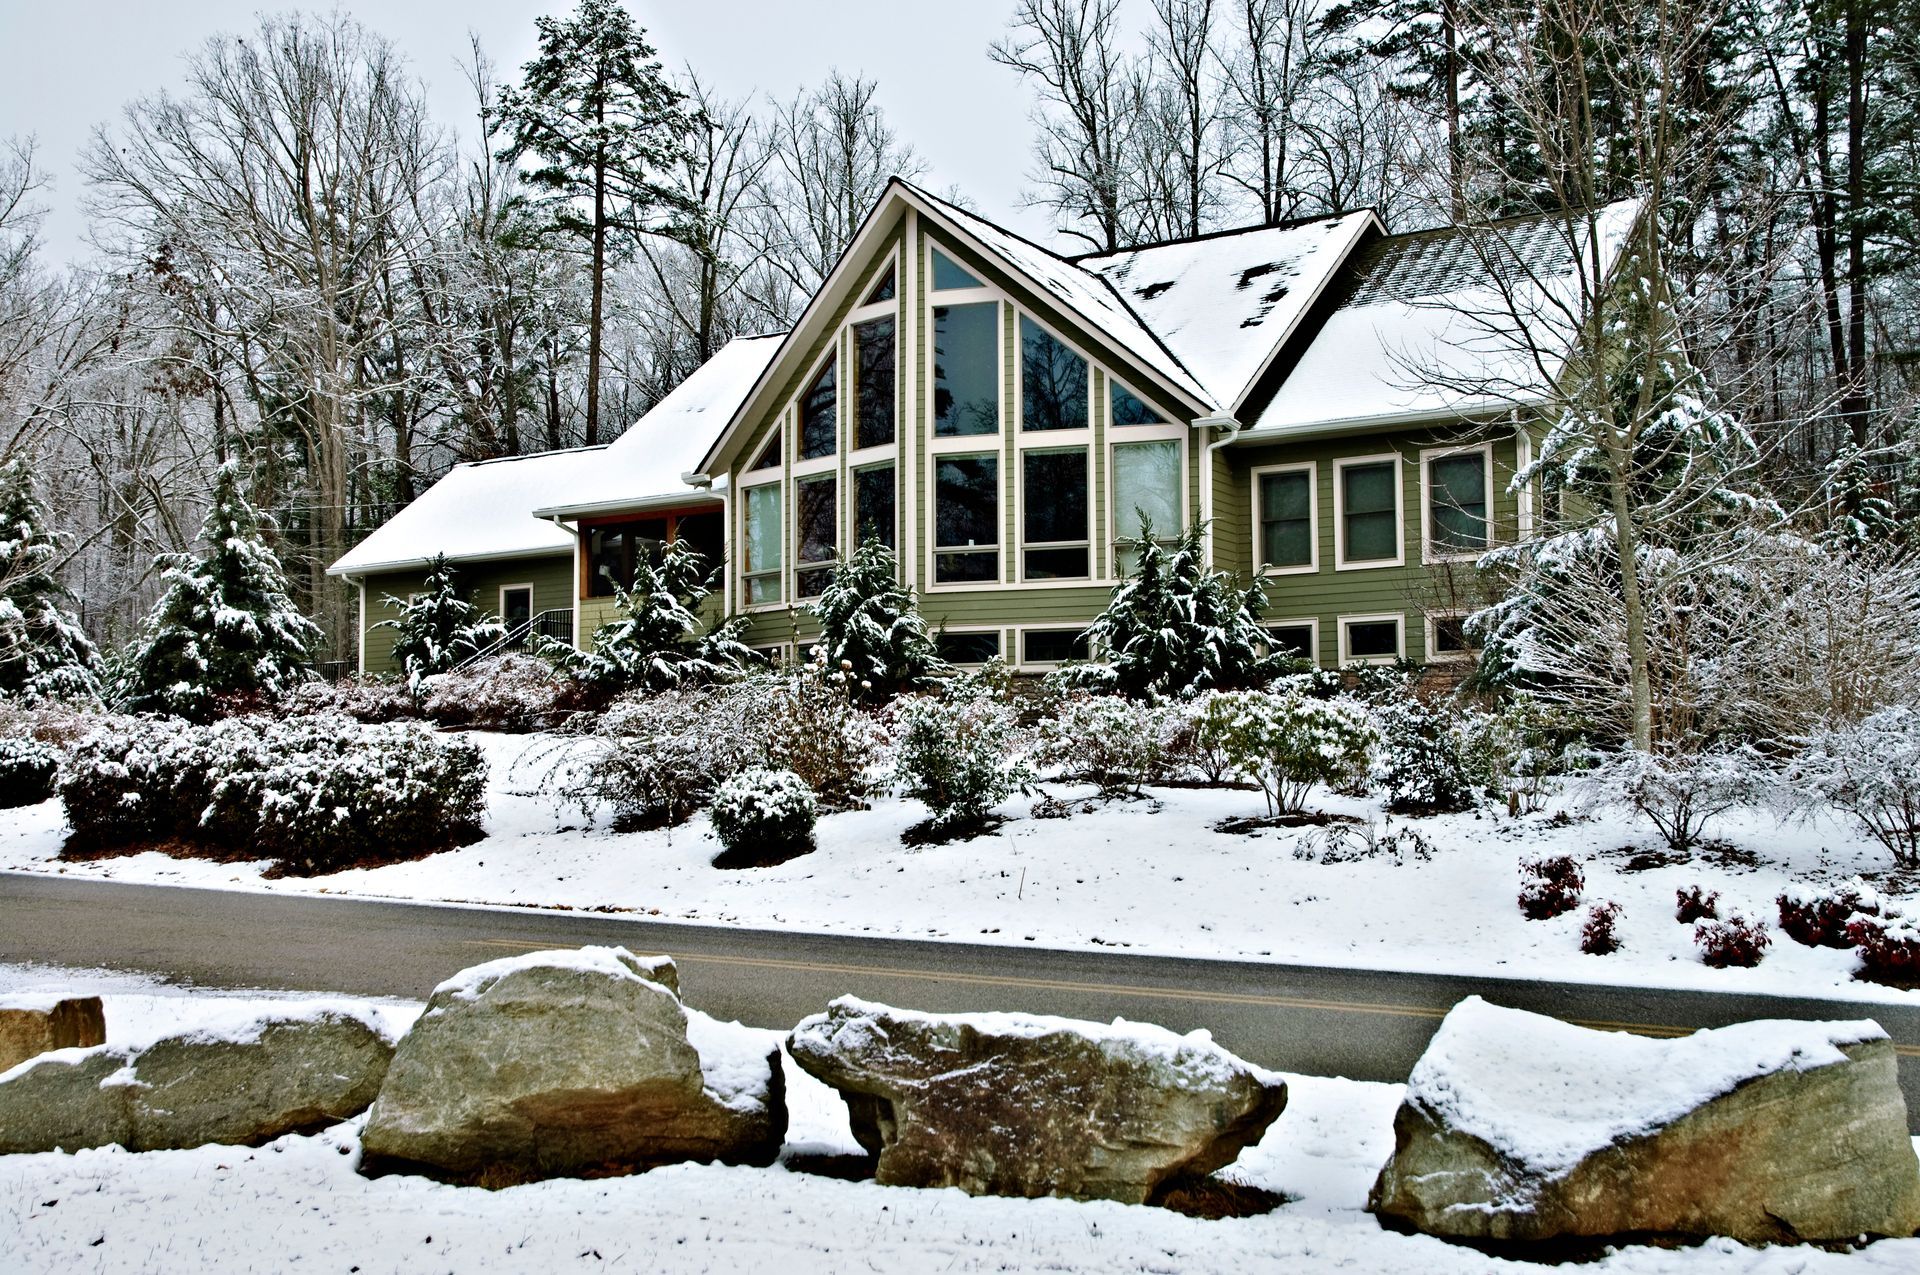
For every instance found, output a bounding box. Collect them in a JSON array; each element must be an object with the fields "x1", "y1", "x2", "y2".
[
  {"x1": 1016, "y1": 442, "x2": 1093, "y2": 585},
  {"x1": 1332, "y1": 453, "x2": 1405, "y2": 571},
  {"x1": 1264, "y1": 616, "x2": 1321, "y2": 666},
  {"x1": 1014, "y1": 308, "x2": 1095, "y2": 437},
  {"x1": 1339, "y1": 612, "x2": 1405, "y2": 666},
  {"x1": 356, "y1": 580, "x2": 367, "y2": 675},
  {"x1": 497, "y1": 582, "x2": 534, "y2": 621},
  {"x1": 1425, "y1": 610, "x2": 1476, "y2": 663},
  {"x1": 933, "y1": 624, "x2": 1005, "y2": 668},
  {"x1": 928, "y1": 449, "x2": 1002, "y2": 590},
  {"x1": 1013, "y1": 624, "x2": 1093, "y2": 671},
  {"x1": 741, "y1": 478, "x2": 786, "y2": 612},
  {"x1": 1250, "y1": 461, "x2": 1319, "y2": 576},
  {"x1": 1106, "y1": 428, "x2": 1188, "y2": 578},
  {"x1": 1419, "y1": 441, "x2": 1495, "y2": 565}
]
